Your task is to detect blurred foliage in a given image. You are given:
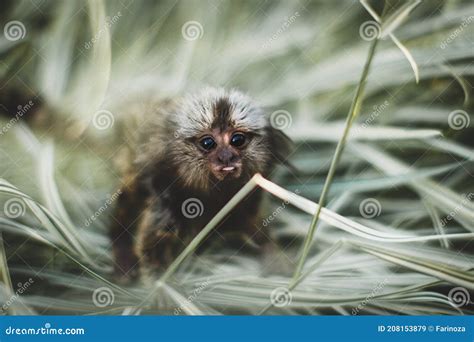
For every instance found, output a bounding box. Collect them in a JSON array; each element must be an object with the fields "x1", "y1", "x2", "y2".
[{"x1": 0, "y1": 0, "x2": 473, "y2": 315}]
